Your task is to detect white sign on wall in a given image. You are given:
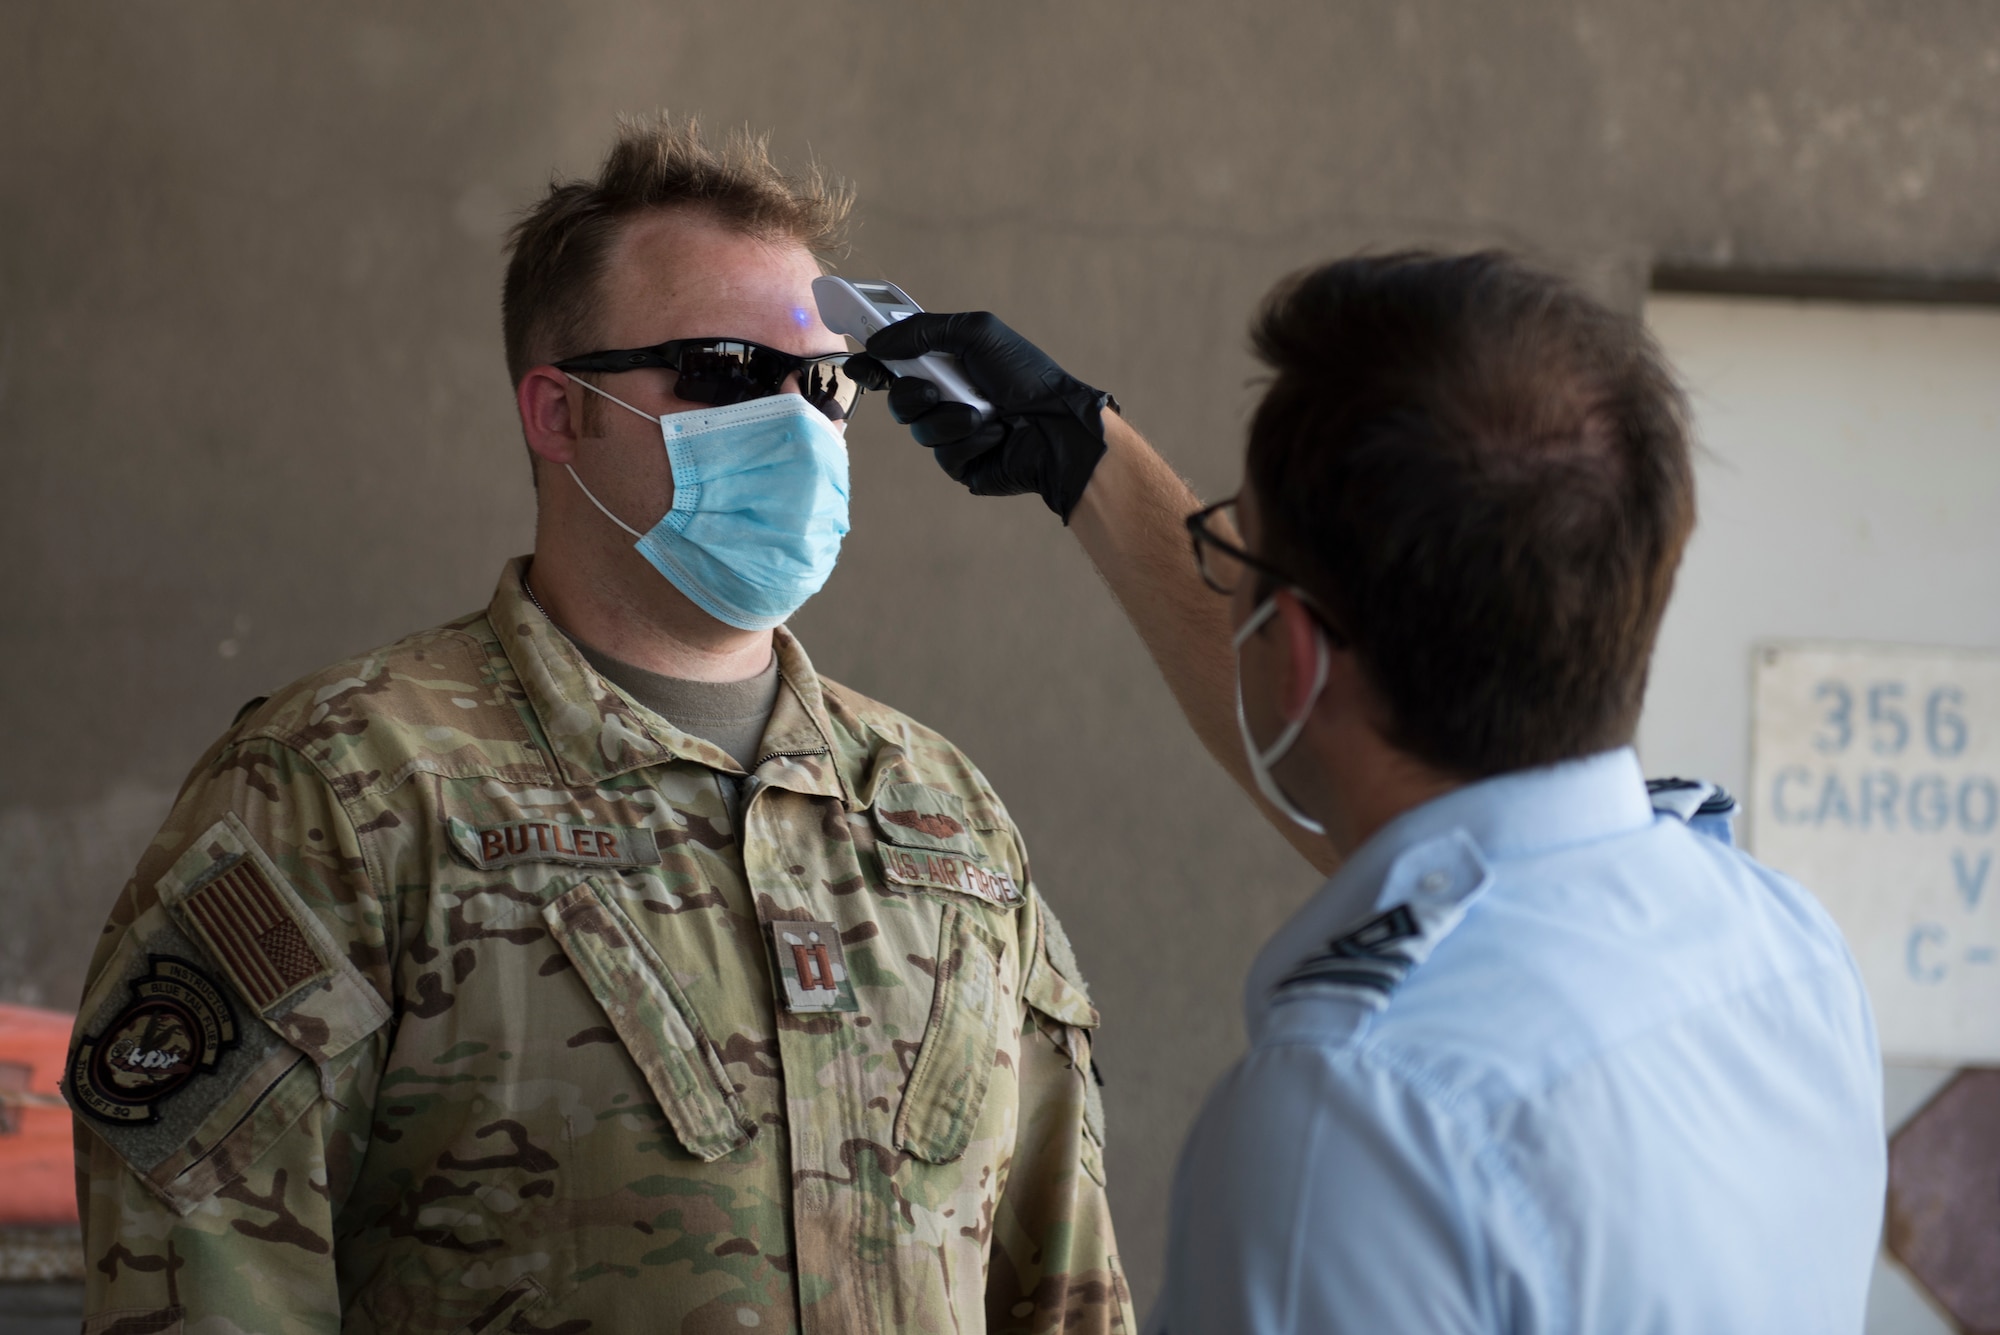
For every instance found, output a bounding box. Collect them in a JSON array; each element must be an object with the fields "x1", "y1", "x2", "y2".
[{"x1": 1751, "y1": 642, "x2": 2000, "y2": 1063}]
